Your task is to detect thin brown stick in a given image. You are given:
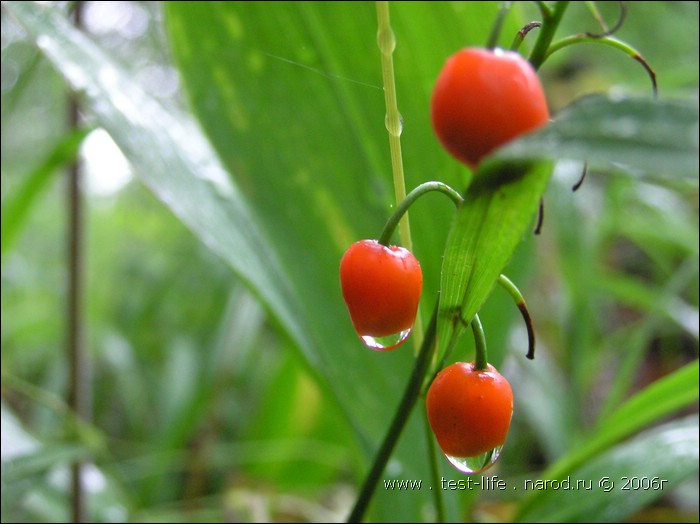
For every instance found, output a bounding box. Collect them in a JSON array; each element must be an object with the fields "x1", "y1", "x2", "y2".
[{"x1": 67, "y1": 2, "x2": 88, "y2": 522}]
